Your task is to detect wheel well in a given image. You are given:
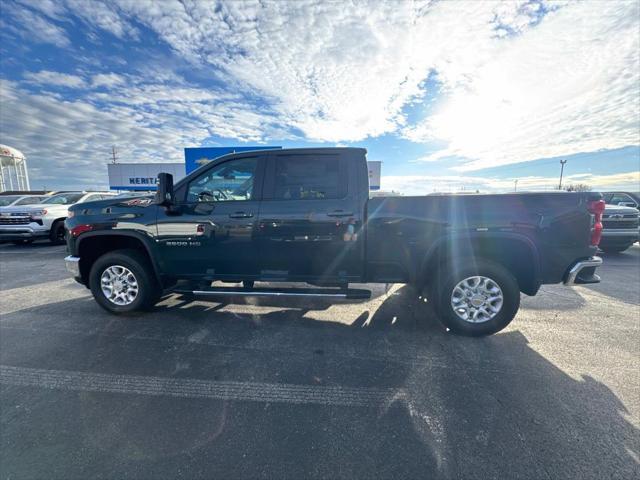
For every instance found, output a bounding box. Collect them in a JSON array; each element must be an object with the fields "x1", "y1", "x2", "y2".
[
  {"x1": 77, "y1": 235, "x2": 155, "y2": 285},
  {"x1": 421, "y1": 236, "x2": 540, "y2": 295}
]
